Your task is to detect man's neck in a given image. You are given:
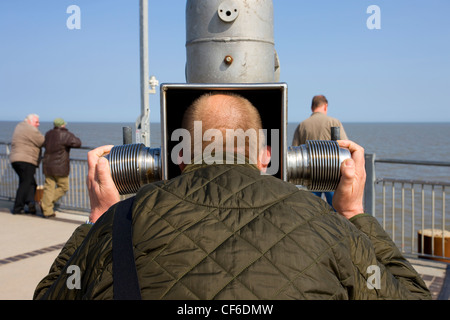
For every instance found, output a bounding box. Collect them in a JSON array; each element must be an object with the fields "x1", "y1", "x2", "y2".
[
  {"x1": 182, "y1": 151, "x2": 259, "y2": 173},
  {"x1": 313, "y1": 106, "x2": 327, "y2": 115}
]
